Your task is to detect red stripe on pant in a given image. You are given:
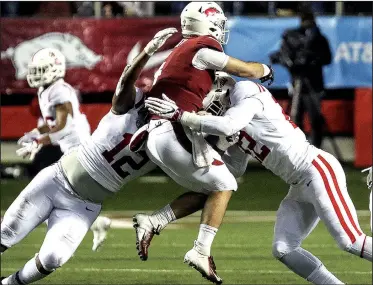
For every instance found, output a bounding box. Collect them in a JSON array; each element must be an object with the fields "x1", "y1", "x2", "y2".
[
  {"x1": 312, "y1": 159, "x2": 357, "y2": 243},
  {"x1": 318, "y1": 154, "x2": 363, "y2": 237}
]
